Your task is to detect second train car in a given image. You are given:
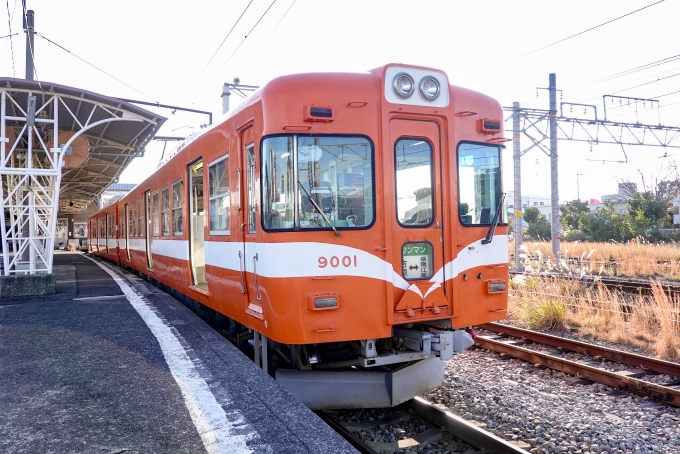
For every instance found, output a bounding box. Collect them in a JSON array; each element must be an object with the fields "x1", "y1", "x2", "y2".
[{"x1": 89, "y1": 64, "x2": 509, "y2": 409}]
